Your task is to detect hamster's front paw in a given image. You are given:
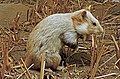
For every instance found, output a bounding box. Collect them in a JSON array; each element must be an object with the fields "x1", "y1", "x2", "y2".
[{"x1": 56, "y1": 66, "x2": 65, "y2": 71}]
